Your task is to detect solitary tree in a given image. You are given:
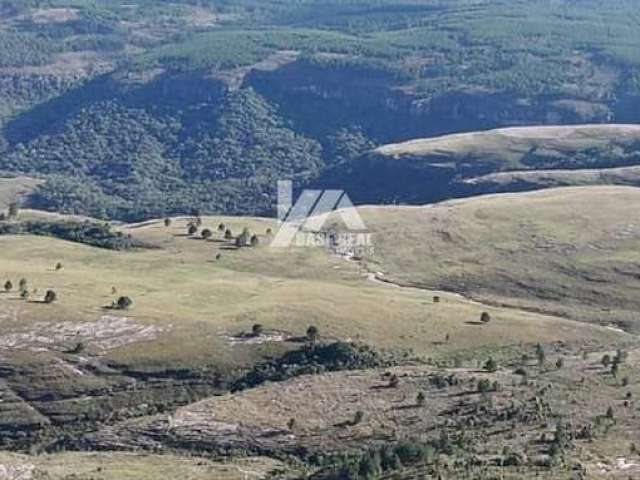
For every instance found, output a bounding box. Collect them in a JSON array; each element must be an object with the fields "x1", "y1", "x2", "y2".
[
  {"x1": 44, "y1": 290, "x2": 57, "y2": 304},
  {"x1": 611, "y1": 362, "x2": 619, "y2": 379},
  {"x1": 287, "y1": 418, "x2": 296, "y2": 431},
  {"x1": 55, "y1": 262, "x2": 63, "y2": 271},
  {"x1": 416, "y1": 391, "x2": 426, "y2": 407},
  {"x1": 602, "y1": 354, "x2": 612, "y2": 368},
  {"x1": 235, "y1": 228, "x2": 251, "y2": 247},
  {"x1": 116, "y1": 296, "x2": 133, "y2": 310},
  {"x1": 7, "y1": 202, "x2": 18, "y2": 219},
  {"x1": 614, "y1": 349, "x2": 627, "y2": 365},
  {"x1": 164, "y1": 218, "x2": 172, "y2": 227},
  {"x1": 388, "y1": 374, "x2": 400, "y2": 388},
  {"x1": 201, "y1": 229, "x2": 213, "y2": 240},
  {"x1": 18, "y1": 278, "x2": 27, "y2": 291},
  {"x1": 306, "y1": 325, "x2": 319, "y2": 344},
  {"x1": 20, "y1": 289, "x2": 29, "y2": 300},
  {"x1": 187, "y1": 224, "x2": 198, "y2": 236},
  {"x1": 606, "y1": 406, "x2": 615, "y2": 420},
  {"x1": 224, "y1": 229, "x2": 233, "y2": 240},
  {"x1": 266, "y1": 228, "x2": 273, "y2": 236},
  {"x1": 218, "y1": 223, "x2": 226, "y2": 232},
  {"x1": 4, "y1": 280, "x2": 12, "y2": 292},
  {"x1": 536, "y1": 344, "x2": 546, "y2": 366},
  {"x1": 556, "y1": 358, "x2": 564, "y2": 370},
  {"x1": 252, "y1": 324, "x2": 264, "y2": 337},
  {"x1": 353, "y1": 411, "x2": 365, "y2": 425},
  {"x1": 480, "y1": 312, "x2": 491, "y2": 324},
  {"x1": 485, "y1": 357, "x2": 498, "y2": 373},
  {"x1": 250, "y1": 234, "x2": 260, "y2": 247}
]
